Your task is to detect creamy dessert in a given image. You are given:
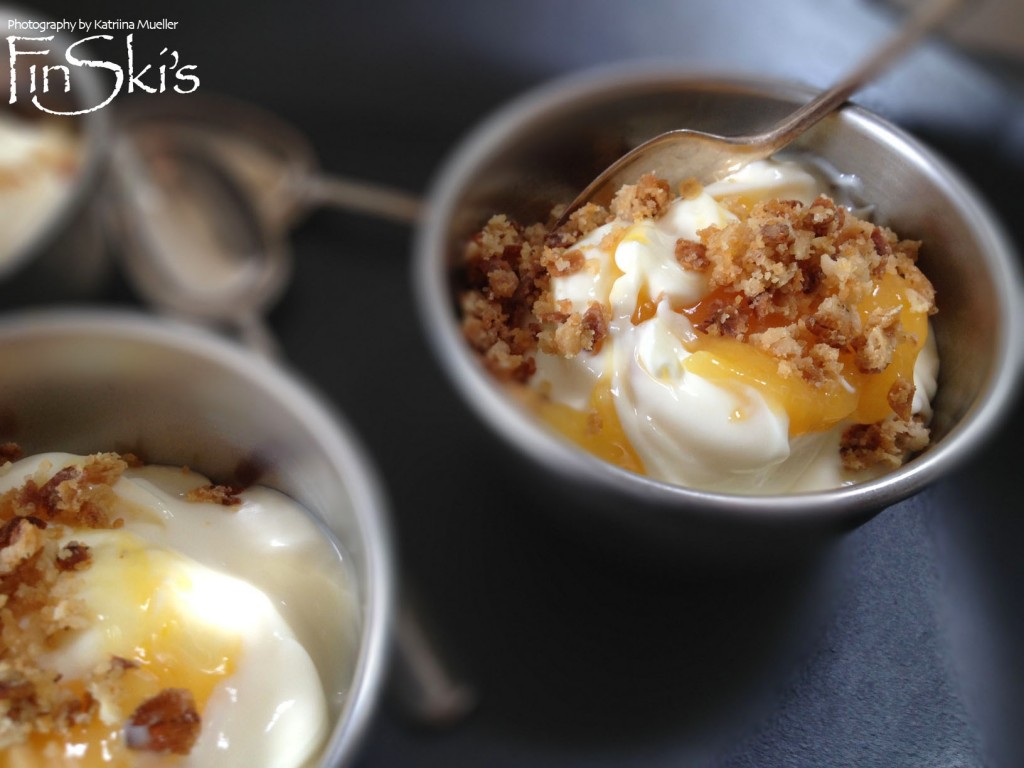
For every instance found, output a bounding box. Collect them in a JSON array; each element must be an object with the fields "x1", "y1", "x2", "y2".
[
  {"x1": 0, "y1": 448, "x2": 357, "y2": 767},
  {"x1": 459, "y1": 159, "x2": 939, "y2": 493},
  {"x1": 0, "y1": 111, "x2": 79, "y2": 269}
]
